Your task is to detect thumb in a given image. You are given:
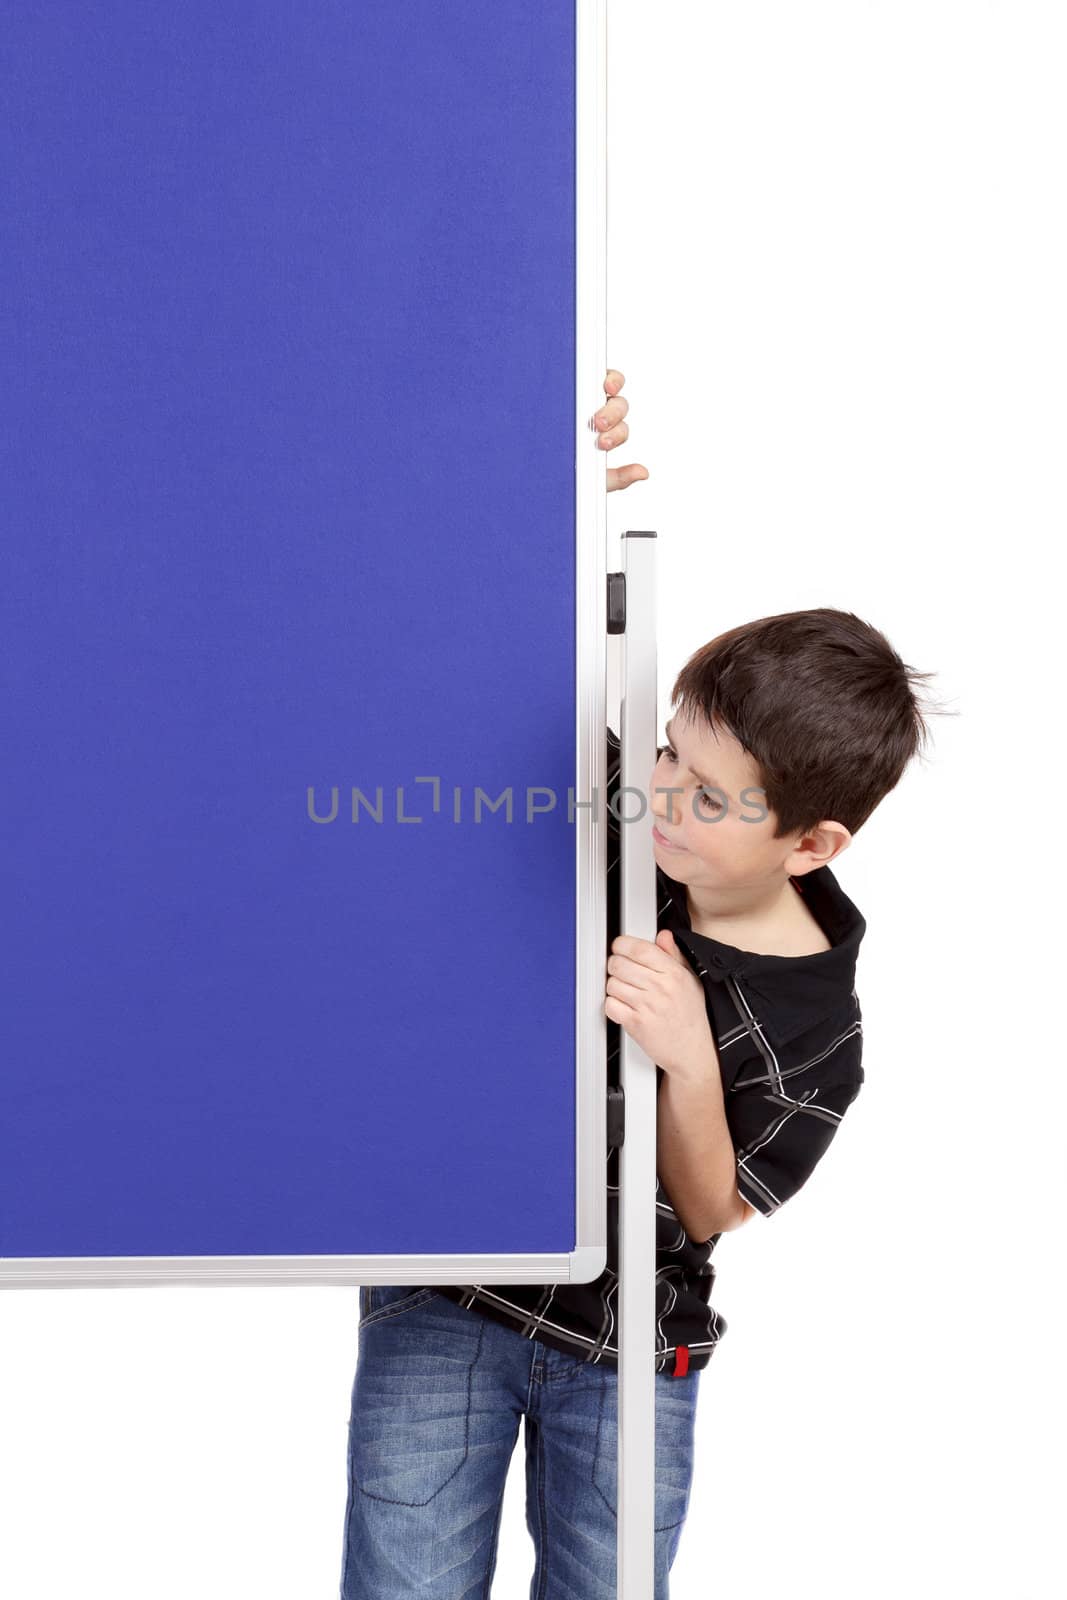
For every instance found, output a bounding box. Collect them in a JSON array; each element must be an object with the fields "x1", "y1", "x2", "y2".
[{"x1": 657, "y1": 929, "x2": 685, "y2": 962}]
